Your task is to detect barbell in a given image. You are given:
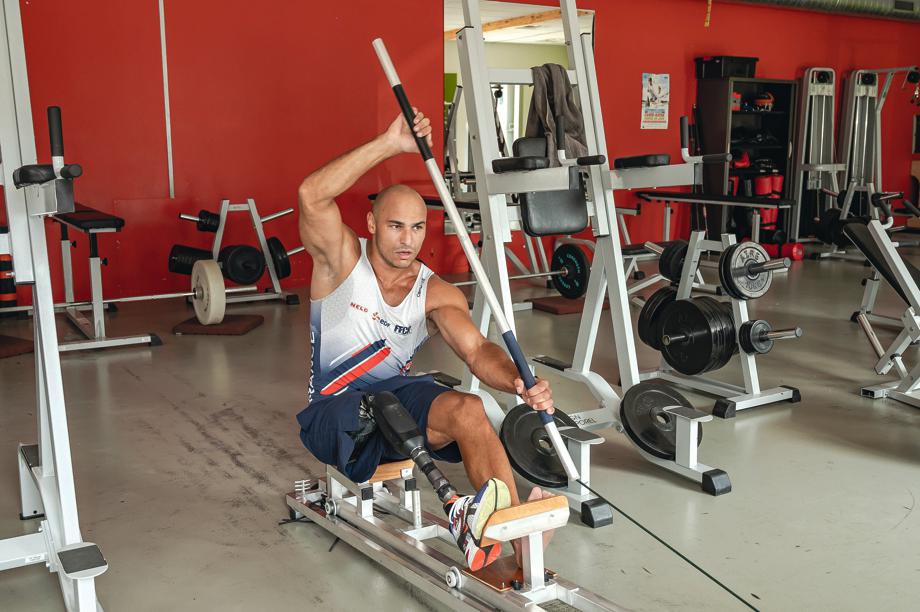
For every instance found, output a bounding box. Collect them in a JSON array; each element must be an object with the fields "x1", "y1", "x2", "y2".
[
  {"x1": 654, "y1": 296, "x2": 802, "y2": 375},
  {"x1": 52, "y1": 260, "x2": 254, "y2": 326},
  {"x1": 646, "y1": 240, "x2": 789, "y2": 300},
  {"x1": 451, "y1": 243, "x2": 589, "y2": 299}
]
